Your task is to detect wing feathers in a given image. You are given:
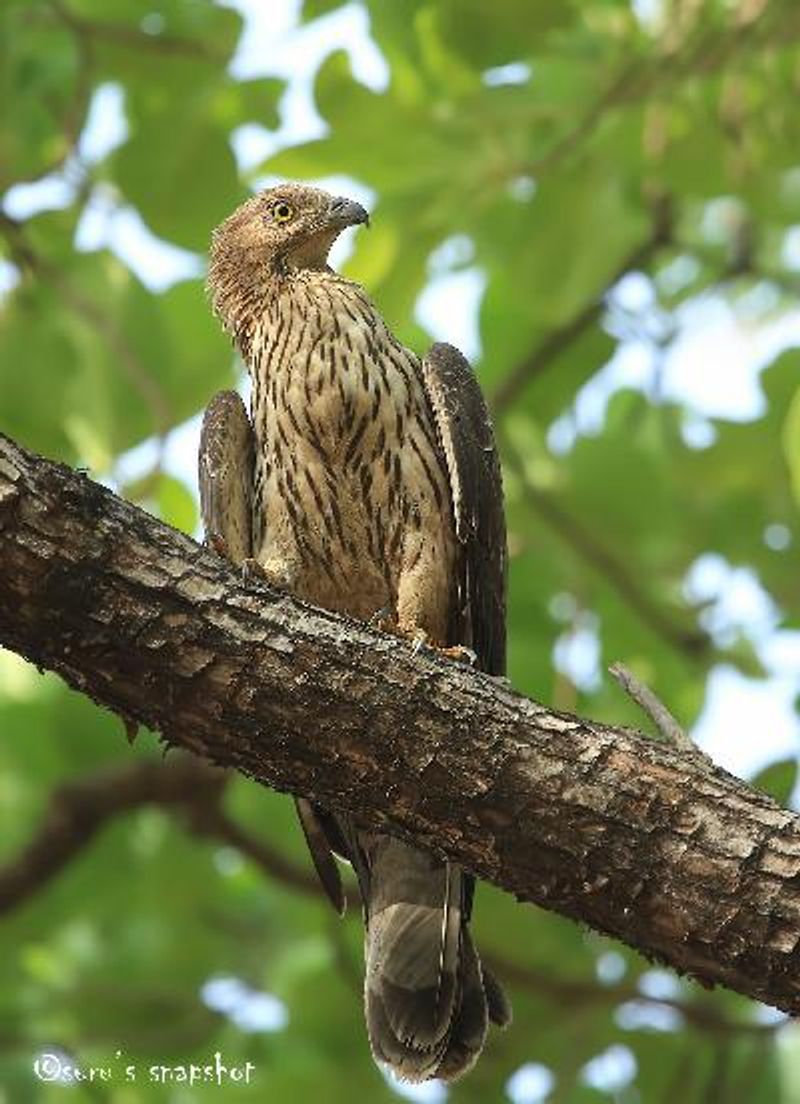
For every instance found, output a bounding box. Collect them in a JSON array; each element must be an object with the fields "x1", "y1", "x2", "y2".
[
  {"x1": 419, "y1": 342, "x2": 507, "y2": 675},
  {"x1": 199, "y1": 392, "x2": 349, "y2": 913},
  {"x1": 295, "y1": 798, "x2": 346, "y2": 915},
  {"x1": 198, "y1": 389, "x2": 254, "y2": 566}
]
